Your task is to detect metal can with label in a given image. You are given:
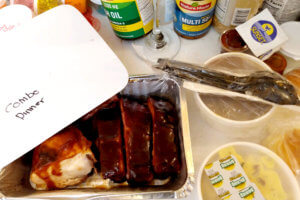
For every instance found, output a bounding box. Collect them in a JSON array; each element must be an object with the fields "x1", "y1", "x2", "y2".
[
  {"x1": 262, "y1": 0, "x2": 300, "y2": 24},
  {"x1": 213, "y1": 0, "x2": 263, "y2": 34},
  {"x1": 101, "y1": 0, "x2": 154, "y2": 39},
  {"x1": 174, "y1": 0, "x2": 216, "y2": 39}
]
